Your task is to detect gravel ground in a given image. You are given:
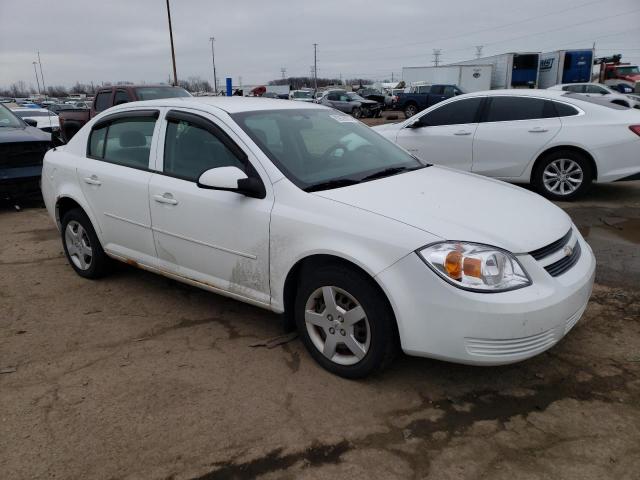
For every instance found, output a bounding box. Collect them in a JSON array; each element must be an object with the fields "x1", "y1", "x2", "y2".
[{"x1": 1, "y1": 180, "x2": 639, "y2": 480}]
